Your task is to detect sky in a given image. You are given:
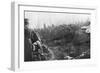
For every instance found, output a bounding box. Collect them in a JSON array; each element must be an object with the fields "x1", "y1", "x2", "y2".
[{"x1": 25, "y1": 11, "x2": 90, "y2": 29}]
